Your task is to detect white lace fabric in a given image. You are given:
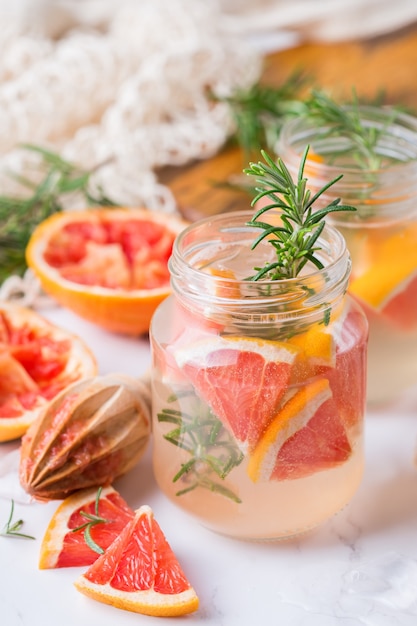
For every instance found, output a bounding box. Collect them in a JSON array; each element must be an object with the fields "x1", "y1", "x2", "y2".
[{"x1": 0, "y1": 0, "x2": 416, "y2": 307}]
